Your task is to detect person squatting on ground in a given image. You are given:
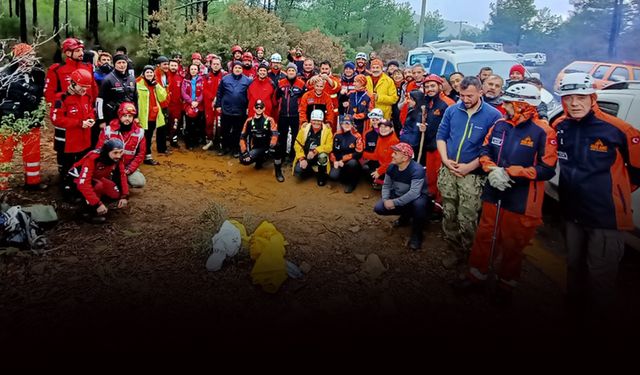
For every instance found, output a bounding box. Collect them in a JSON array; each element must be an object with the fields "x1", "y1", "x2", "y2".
[
  {"x1": 553, "y1": 72, "x2": 640, "y2": 316},
  {"x1": 50, "y1": 68, "x2": 96, "y2": 201},
  {"x1": 216, "y1": 61, "x2": 252, "y2": 157},
  {"x1": 364, "y1": 113, "x2": 400, "y2": 190},
  {"x1": 293, "y1": 109, "x2": 334, "y2": 186},
  {"x1": 0, "y1": 43, "x2": 47, "y2": 191},
  {"x1": 97, "y1": 102, "x2": 147, "y2": 188},
  {"x1": 452, "y1": 83, "x2": 558, "y2": 305},
  {"x1": 436, "y1": 76, "x2": 503, "y2": 267},
  {"x1": 374, "y1": 142, "x2": 431, "y2": 251},
  {"x1": 137, "y1": 65, "x2": 168, "y2": 165},
  {"x1": 276, "y1": 63, "x2": 306, "y2": 161},
  {"x1": 239, "y1": 100, "x2": 284, "y2": 183},
  {"x1": 329, "y1": 115, "x2": 364, "y2": 193},
  {"x1": 69, "y1": 139, "x2": 129, "y2": 224}
]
